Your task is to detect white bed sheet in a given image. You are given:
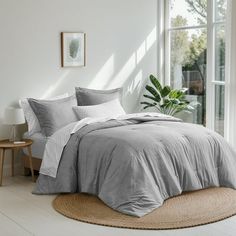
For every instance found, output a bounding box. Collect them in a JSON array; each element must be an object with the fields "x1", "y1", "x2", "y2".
[{"x1": 23, "y1": 132, "x2": 47, "y2": 159}]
